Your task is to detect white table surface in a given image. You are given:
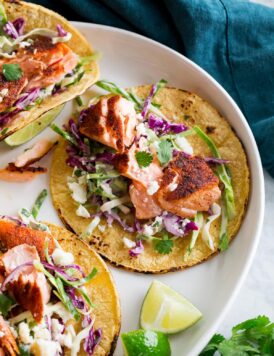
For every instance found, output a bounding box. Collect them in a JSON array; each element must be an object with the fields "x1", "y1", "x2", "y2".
[{"x1": 219, "y1": 171, "x2": 274, "y2": 337}]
